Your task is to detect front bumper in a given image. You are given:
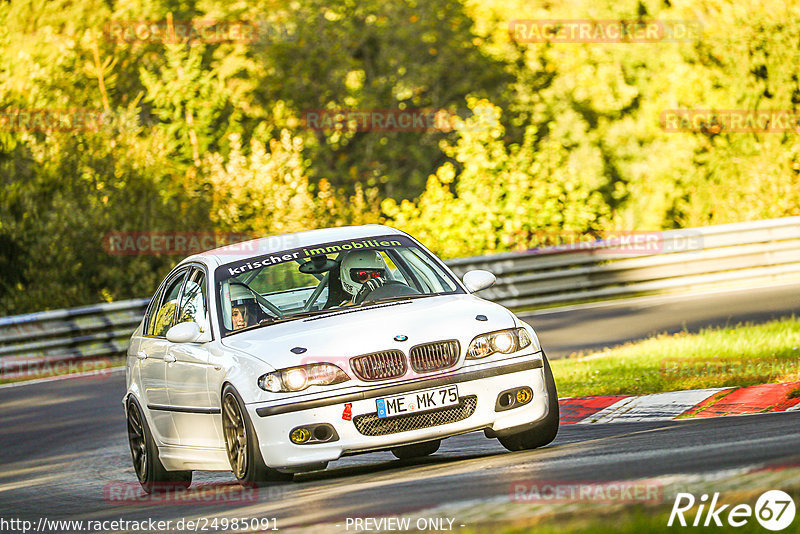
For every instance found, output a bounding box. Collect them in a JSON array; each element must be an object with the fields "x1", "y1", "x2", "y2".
[{"x1": 247, "y1": 353, "x2": 550, "y2": 468}]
